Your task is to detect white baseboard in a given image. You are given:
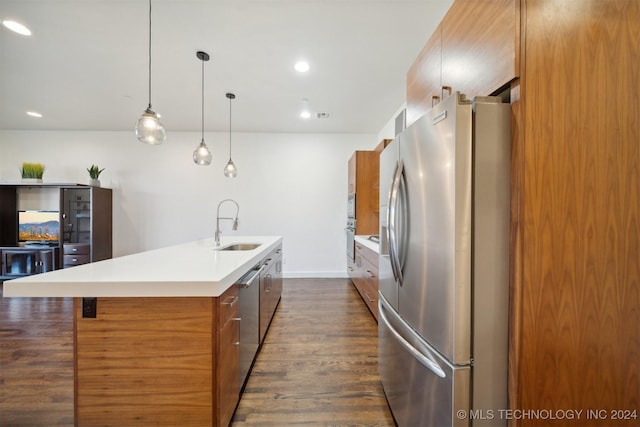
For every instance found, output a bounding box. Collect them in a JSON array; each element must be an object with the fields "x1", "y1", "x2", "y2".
[{"x1": 283, "y1": 271, "x2": 349, "y2": 279}]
